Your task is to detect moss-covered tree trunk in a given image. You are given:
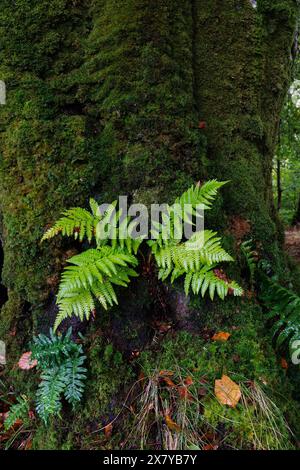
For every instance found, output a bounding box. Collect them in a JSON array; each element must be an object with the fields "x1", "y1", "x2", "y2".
[{"x1": 0, "y1": 1, "x2": 299, "y2": 442}]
